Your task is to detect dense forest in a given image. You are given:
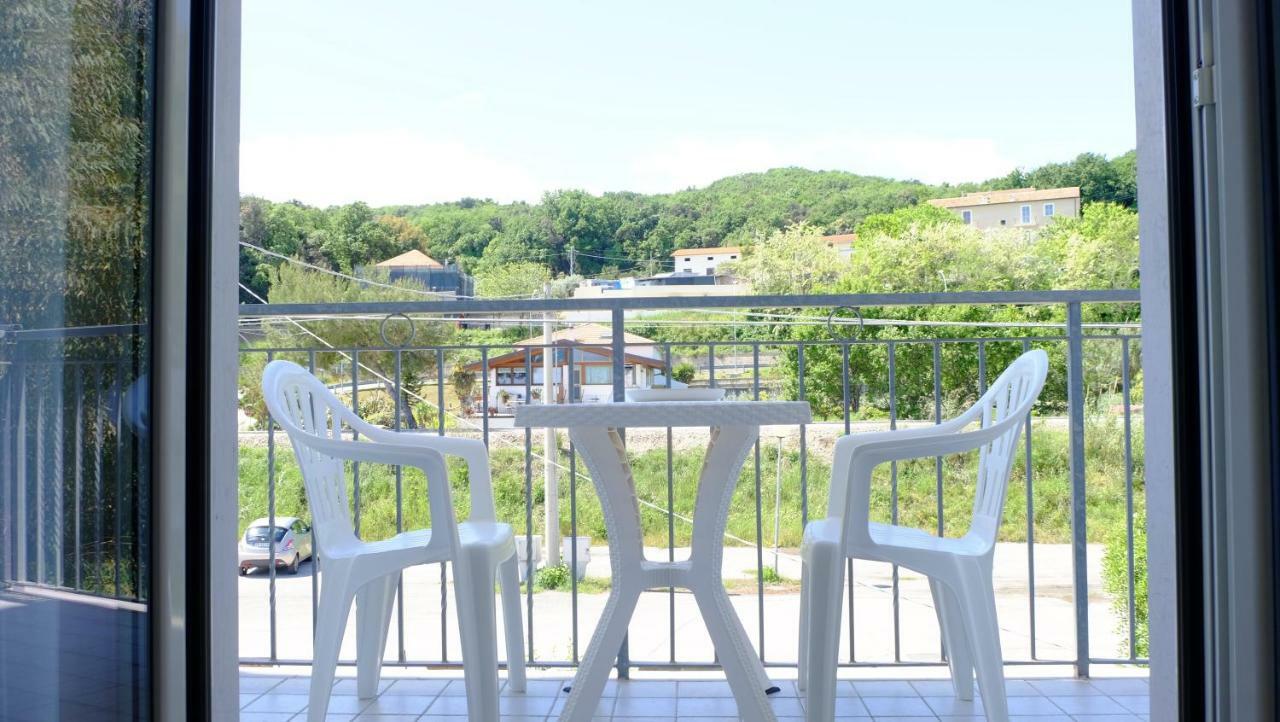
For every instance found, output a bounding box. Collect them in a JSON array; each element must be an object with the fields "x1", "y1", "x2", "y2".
[{"x1": 239, "y1": 151, "x2": 1137, "y2": 302}]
